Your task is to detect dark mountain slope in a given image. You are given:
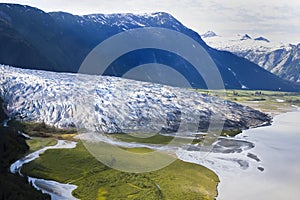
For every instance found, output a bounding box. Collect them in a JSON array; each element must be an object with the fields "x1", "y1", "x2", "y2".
[
  {"x1": 0, "y1": 3, "x2": 299, "y2": 91},
  {"x1": 0, "y1": 4, "x2": 85, "y2": 71},
  {"x1": 0, "y1": 16, "x2": 51, "y2": 69}
]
